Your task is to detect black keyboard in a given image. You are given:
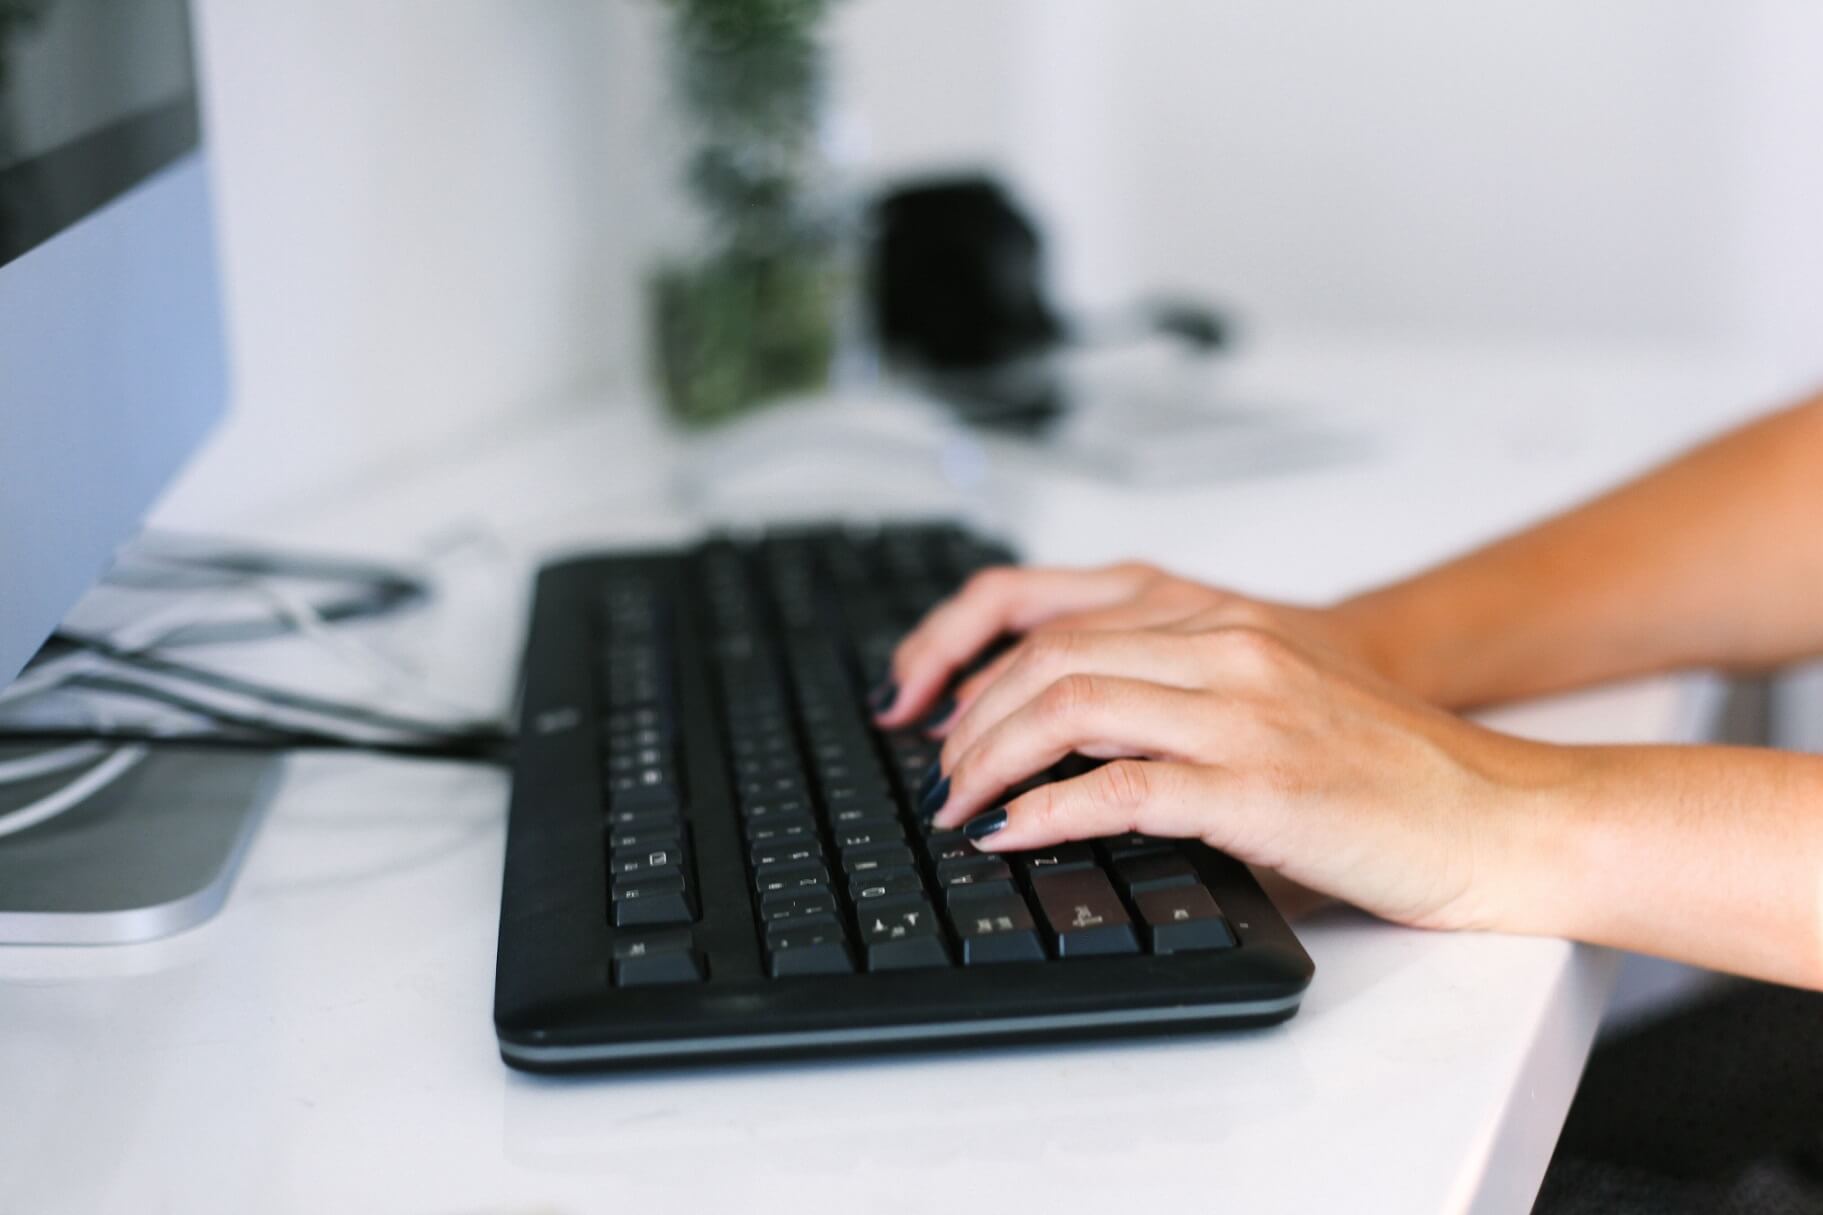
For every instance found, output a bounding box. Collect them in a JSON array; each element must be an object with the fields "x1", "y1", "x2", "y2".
[{"x1": 494, "y1": 523, "x2": 1312, "y2": 1071}]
